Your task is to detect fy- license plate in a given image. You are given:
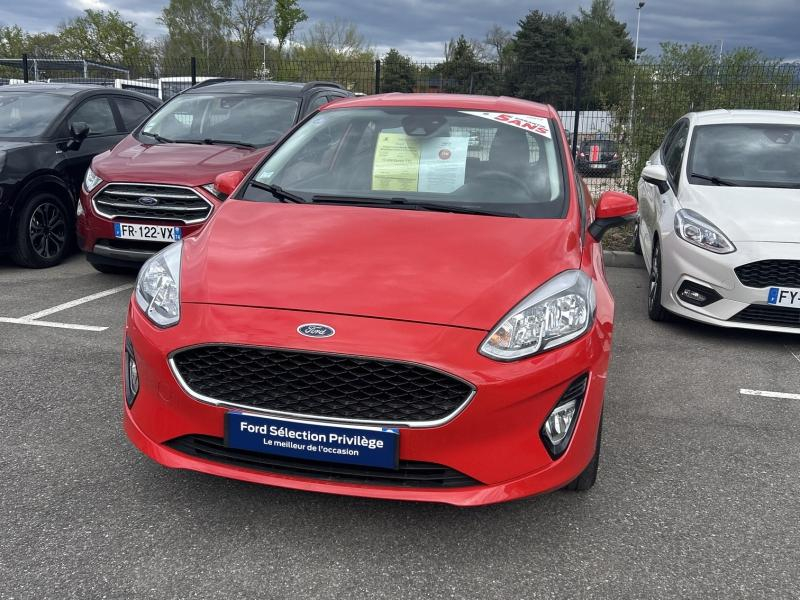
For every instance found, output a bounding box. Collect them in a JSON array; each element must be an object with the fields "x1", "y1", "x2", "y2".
[
  {"x1": 114, "y1": 223, "x2": 182, "y2": 242},
  {"x1": 591, "y1": 163, "x2": 607, "y2": 169},
  {"x1": 225, "y1": 412, "x2": 399, "y2": 470},
  {"x1": 768, "y1": 287, "x2": 800, "y2": 308}
]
